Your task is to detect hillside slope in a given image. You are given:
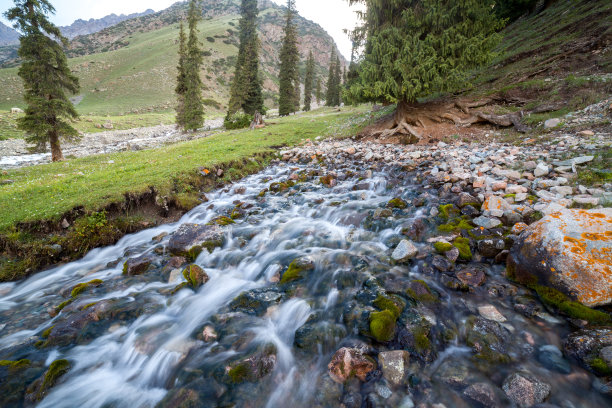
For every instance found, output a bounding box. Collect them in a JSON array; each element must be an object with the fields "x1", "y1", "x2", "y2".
[
  {"x1": 0, "y1": 0, "x2": 344, "y2": 115},
  {"x1": 0, "y1": 22, "x2": 18, "y2": 46},
  {"x1": 60, "y1": 10, "x2": 156, "y2": 39}
]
